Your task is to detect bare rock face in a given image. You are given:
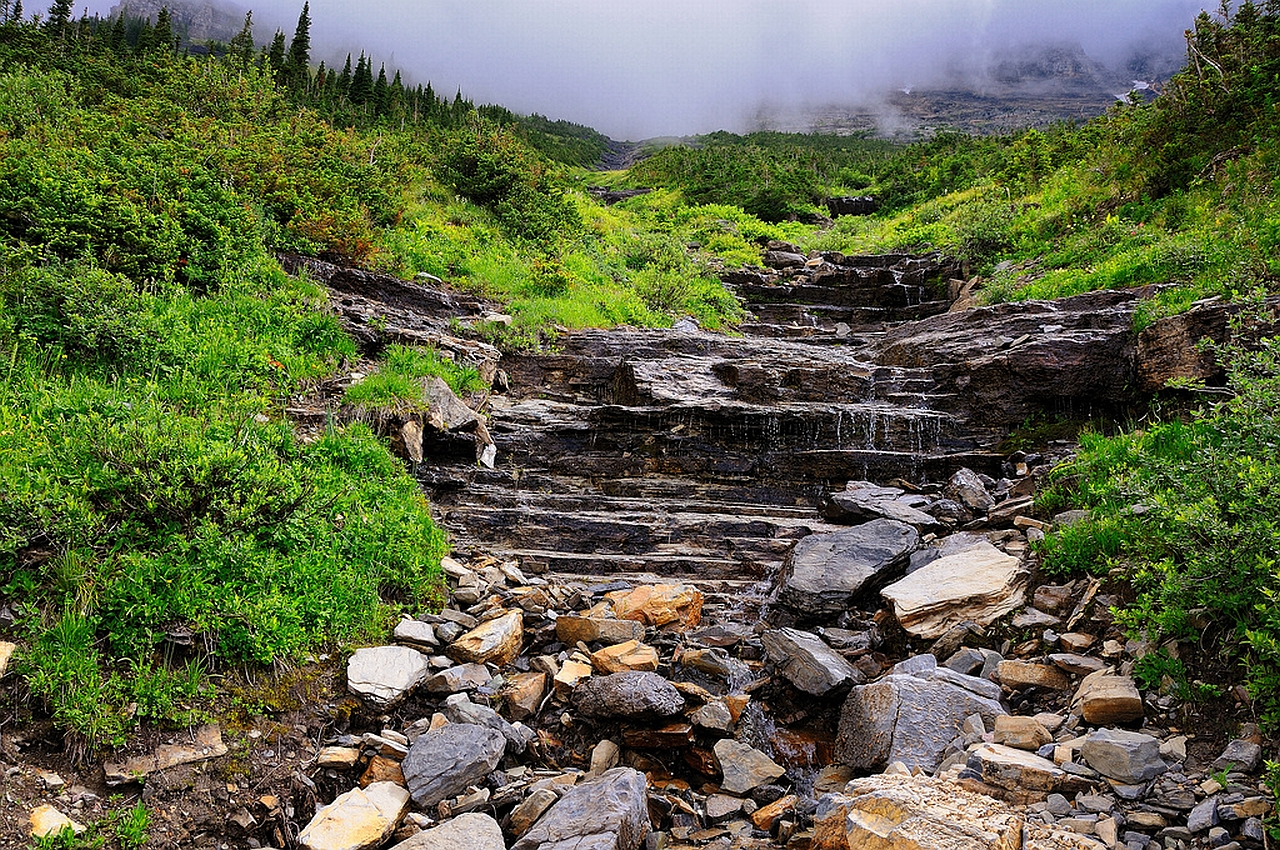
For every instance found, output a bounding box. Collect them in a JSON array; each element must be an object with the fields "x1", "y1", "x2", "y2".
[
  {"x1": 813, "y1": 773, "x2": 1103, "y2": 850},
  {"x1": 572, "y1": 671, "x2": 685, "y2": 720},
  {"x1": 400, "y1": 724, "x2": 506, "y2": 807},
  {"x1": 776, "y1": 519, "x2": 919, "y2": 615},
  {"x1": 881, "y1": 542, "x2": 1027, "y2": 638},
  {"x1": 835, "y1": 655, "x2": 1005, "y2": 774},
  {"x1": 762, "y1": 627, "x2": 863, "y2": 695},
  {"x1": 511, "y1": 767, "x2": 650, "y2": 850}
]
